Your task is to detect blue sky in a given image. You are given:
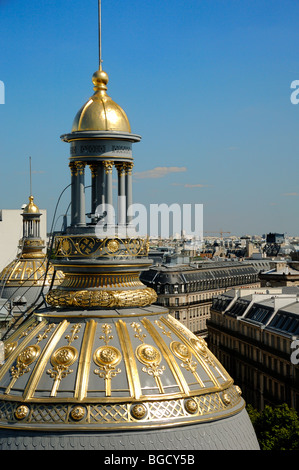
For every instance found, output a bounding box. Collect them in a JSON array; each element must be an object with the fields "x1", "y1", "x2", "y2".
[{"x1": 0, "y1": 0, "x2": 299, "y2": 237}]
